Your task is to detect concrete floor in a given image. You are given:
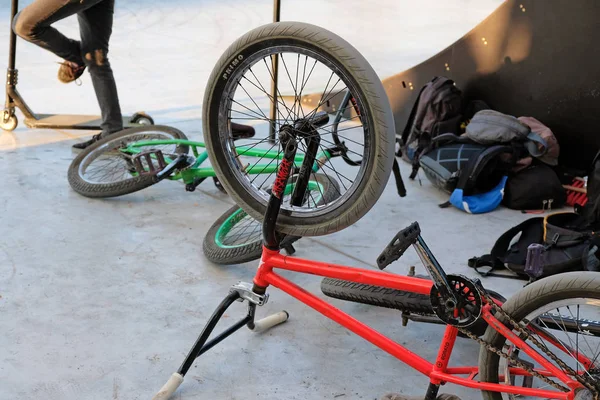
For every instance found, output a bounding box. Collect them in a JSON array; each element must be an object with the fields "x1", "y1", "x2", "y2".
[{"x1": 0, "y1": 1, "x2": 547, "y2": 399}]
